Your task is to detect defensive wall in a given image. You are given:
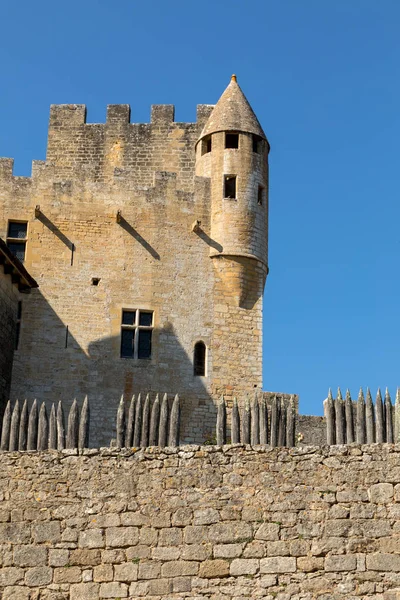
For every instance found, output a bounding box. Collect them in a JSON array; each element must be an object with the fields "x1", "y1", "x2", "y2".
[{"x1": 2, "y1": 444, "x2": 400, "y2": 599}]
